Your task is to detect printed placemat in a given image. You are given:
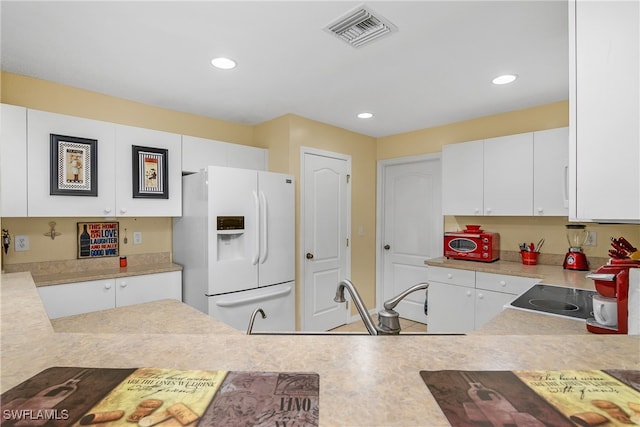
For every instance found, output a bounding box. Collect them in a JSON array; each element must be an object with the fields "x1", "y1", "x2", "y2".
[
  {"x1": 1, "y1": 367, "x2": 319, "y2": 426},
  {"x1": 421, "y1": 369, "x2": 640, "y2": 426}
]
